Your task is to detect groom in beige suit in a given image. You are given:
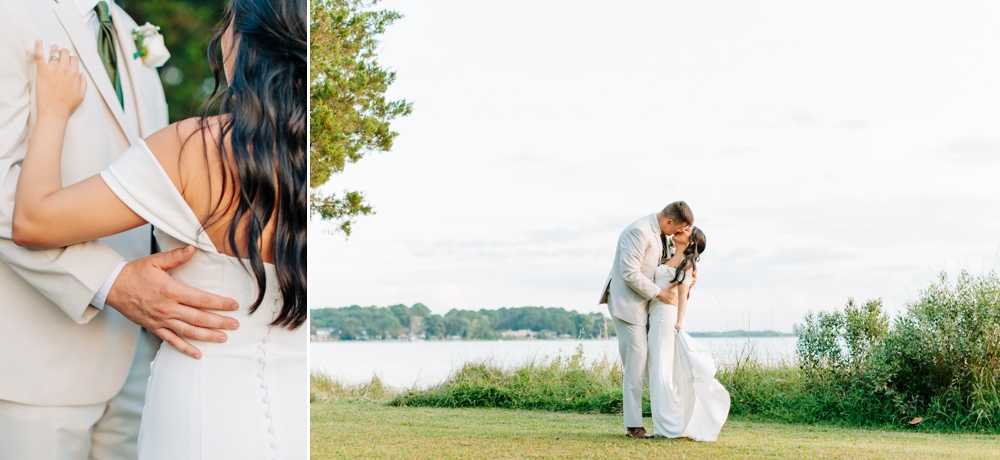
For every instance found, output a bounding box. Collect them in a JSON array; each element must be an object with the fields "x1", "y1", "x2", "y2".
[
  {"x1": 0, "y1": 1, "x2": 238, "y2": 458},
  {"x1": 599, "y1": 201, "x2": 694, "y2": 438}
]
